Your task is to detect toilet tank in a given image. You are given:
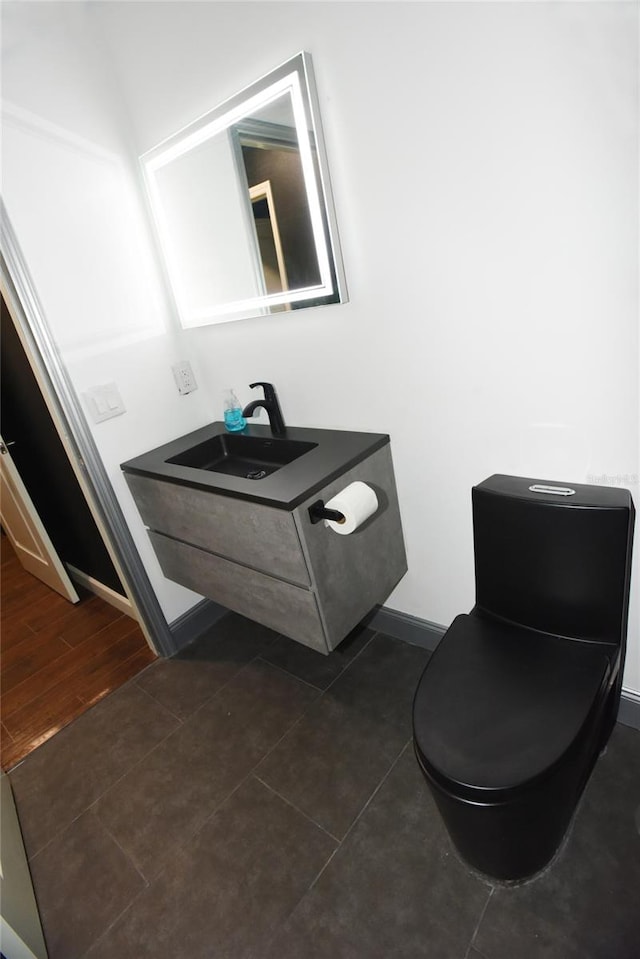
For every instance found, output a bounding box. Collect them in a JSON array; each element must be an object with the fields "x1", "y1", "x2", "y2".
[{"x1": 472, "y1": 475, "x2": 635, "y2": 645}]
